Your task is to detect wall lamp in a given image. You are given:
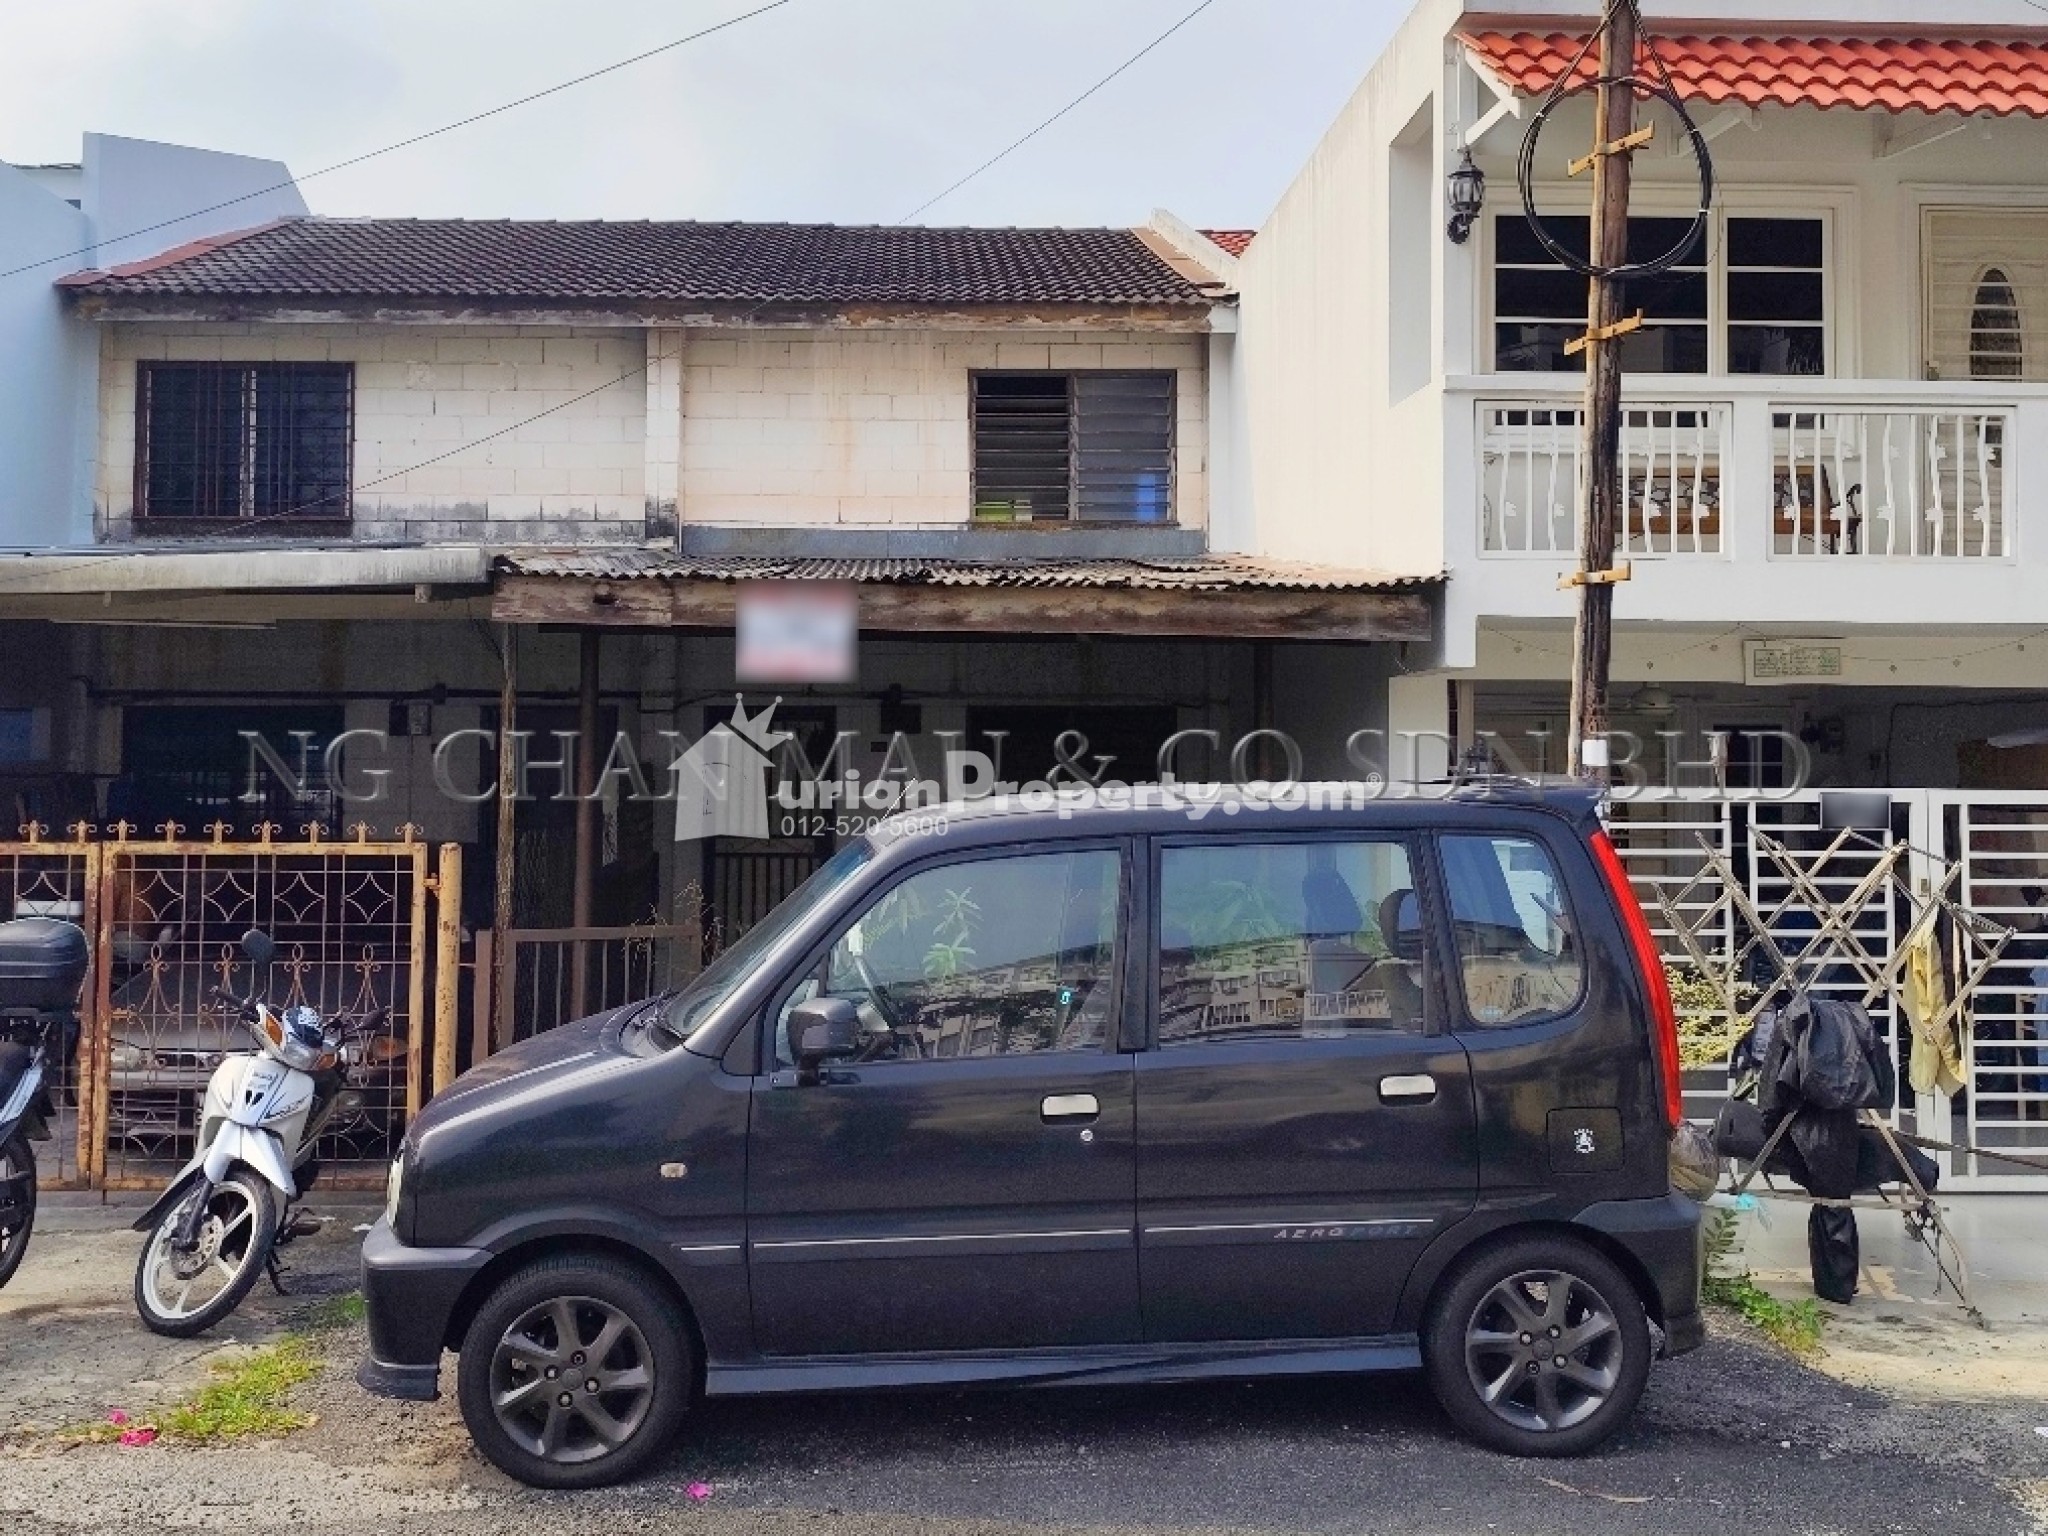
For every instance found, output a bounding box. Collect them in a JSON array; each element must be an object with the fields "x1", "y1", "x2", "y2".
[{"x1": 1446, "y1": 148, "x2": 1486, "y2": 244}]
